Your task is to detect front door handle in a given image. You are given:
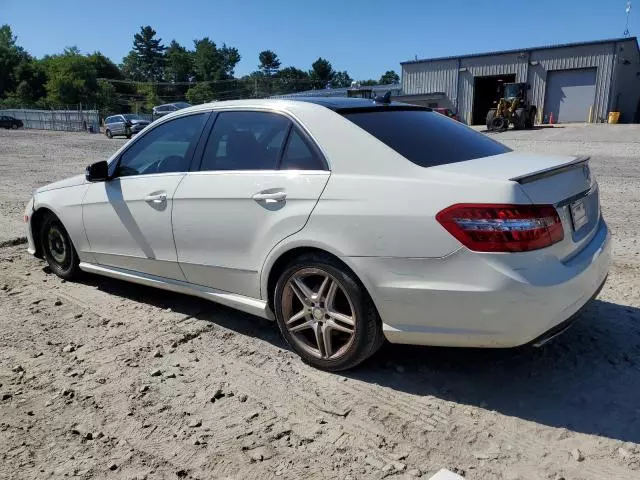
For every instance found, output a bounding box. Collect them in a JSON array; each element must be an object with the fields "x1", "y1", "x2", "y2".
[
  {"x1": 252, "y1": 191, "x2": 287, "y2": 203},
  {"x1": 144, "y1": 192, "x2": 167, "y2": 203}
]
